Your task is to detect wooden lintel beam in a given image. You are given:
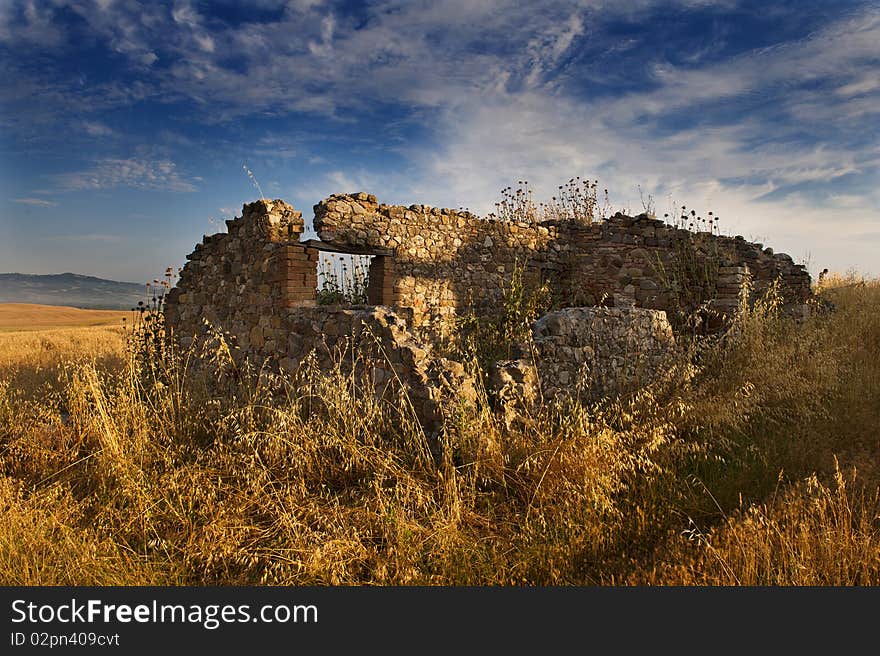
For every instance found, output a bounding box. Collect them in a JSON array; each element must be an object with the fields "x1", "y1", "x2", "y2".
[{"x1": 299, "y1": 239, "x2": 394, "y2": 257}]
